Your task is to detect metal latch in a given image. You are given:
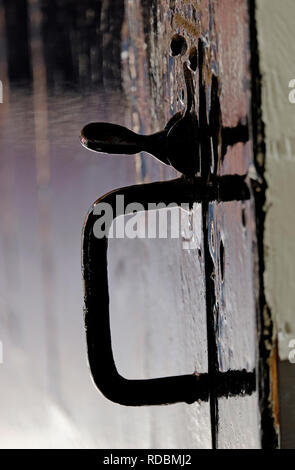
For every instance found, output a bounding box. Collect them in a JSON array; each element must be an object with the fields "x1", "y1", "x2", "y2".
[{"x1": 80, "y1": 38, "x2": 255, "y2": 412}]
